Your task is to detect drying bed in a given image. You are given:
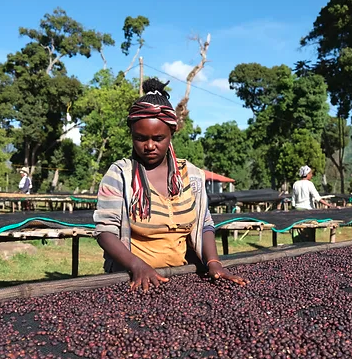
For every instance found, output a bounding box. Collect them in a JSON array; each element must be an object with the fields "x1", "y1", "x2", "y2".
[
  {"x1": 2, "y1": 245, "x2": 352, "y2": 358},
  {"x1": 0, "y1": 208, "x2": 352, "y2": 234},
  {"x1": 213, "y1": 207, "x2": 352, "y2": 231}
]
